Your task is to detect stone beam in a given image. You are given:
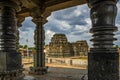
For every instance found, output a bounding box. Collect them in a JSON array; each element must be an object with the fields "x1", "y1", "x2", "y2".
[
  {"x1": 16, "y1": 0, "x2": 87, "y2": 23},
  {"x1": 17, "y1": 0, "x2": 87, "y2": 18},
  {"x1": 45, "y1": 0, "x2": 87, "y2": 12}
]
